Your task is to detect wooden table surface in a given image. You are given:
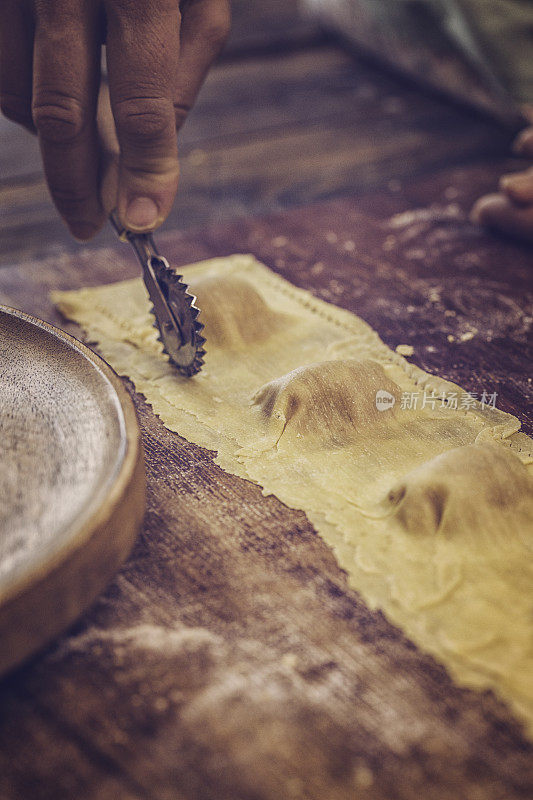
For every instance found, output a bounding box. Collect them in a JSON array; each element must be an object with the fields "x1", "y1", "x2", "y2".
[
  {"x1": 0, "y1": 157, "x2": 532, "y2": 799},
  {"x1": 1, "y1": 5, "x2": 533, "y2": 794},
  {"x1": 0, "y1": 40, "x2": 516, "y2": 269}
]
